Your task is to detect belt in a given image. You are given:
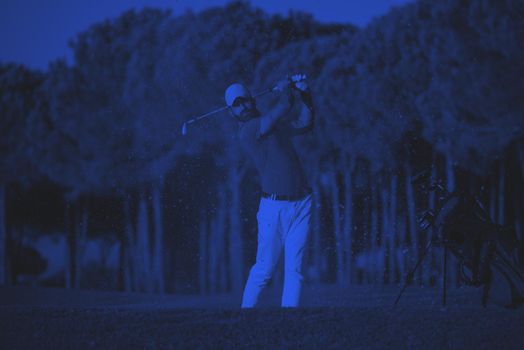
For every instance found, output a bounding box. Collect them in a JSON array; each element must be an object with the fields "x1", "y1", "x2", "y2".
[{"x1": 261, "y1": 188, "x2": 311, "y2": 201}]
